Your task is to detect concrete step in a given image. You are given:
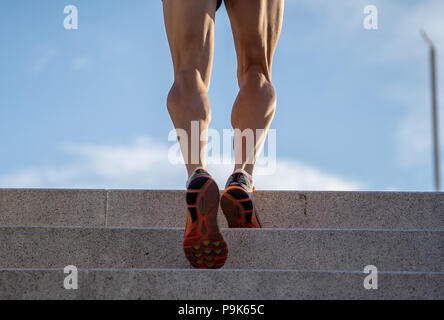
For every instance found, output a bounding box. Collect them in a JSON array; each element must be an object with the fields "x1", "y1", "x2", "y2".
[
  {"x1": 1, "y1": 189, "x2": 443, "y2": 229},
  {"x1": 0, "y1": 268, "x2": 442, "y2": 300},
  {"x1": 0, "y1": 226, "x2": 442, "y2": 271}
]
